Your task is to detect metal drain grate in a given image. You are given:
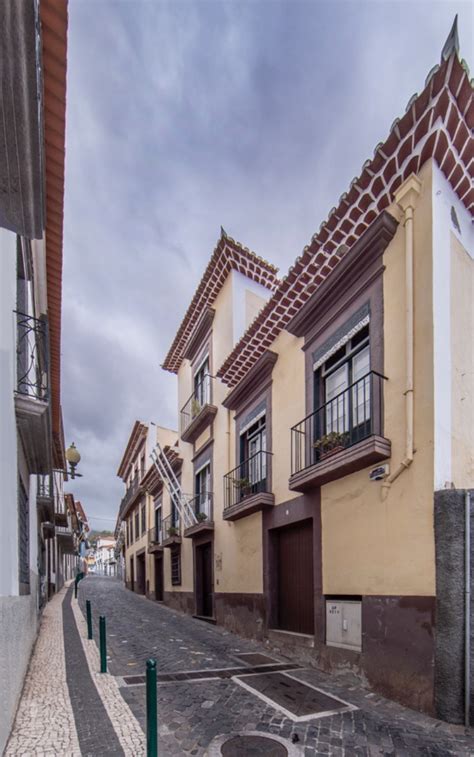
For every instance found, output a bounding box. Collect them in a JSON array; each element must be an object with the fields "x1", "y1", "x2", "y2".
[
  {"x1": 235, "y1": 672, "x2": 357, "y2": 720},
  {"x1": 221, "y1": 735, "x2": 288, "y2": 756},
  {"x1": 121, "y1": 662, "x2": 300, "y2": 686},
  {"x1": 235, "y1": 653, "x2": 277, "y2": 666}
]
